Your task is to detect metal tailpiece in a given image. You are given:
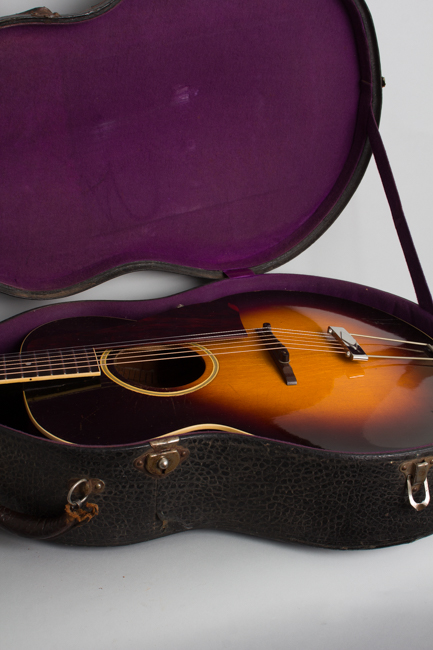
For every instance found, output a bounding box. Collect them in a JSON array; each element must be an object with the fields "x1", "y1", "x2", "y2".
[{"x1": 328, "y1": 326, "x2": 368, "y2": 360}]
